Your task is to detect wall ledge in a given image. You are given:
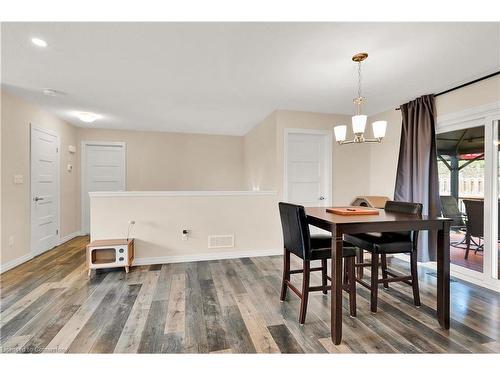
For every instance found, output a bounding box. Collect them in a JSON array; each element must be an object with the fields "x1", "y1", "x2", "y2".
[{"x1": 89, "y1": 190, "x2": 278, "y2": 198}]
